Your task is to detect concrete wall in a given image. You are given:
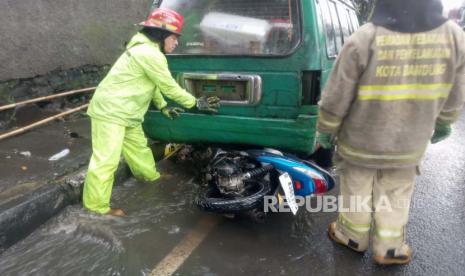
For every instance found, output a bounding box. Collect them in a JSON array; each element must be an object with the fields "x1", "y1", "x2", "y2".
[{"x1": 0, "y1": 0, "x2": 153, "y2": 81}]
